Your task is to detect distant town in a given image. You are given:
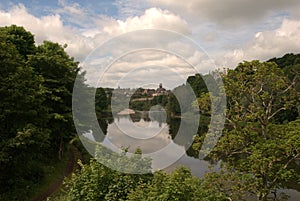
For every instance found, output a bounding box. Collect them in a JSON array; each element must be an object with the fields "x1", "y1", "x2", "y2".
[{"x1": 112, "y1": 83, "x2": 171, "y2": 99}]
